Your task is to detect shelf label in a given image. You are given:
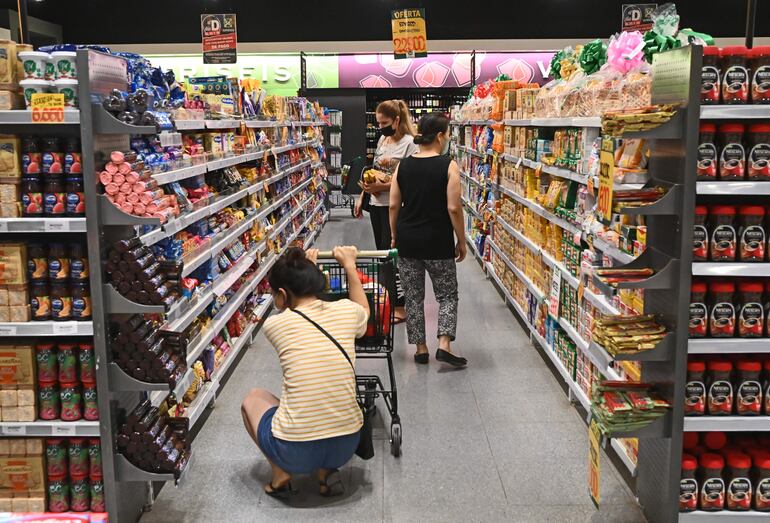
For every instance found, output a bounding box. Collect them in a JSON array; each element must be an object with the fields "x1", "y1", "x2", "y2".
[
  {"x1": 597, "y1": 138, "x2": 615, "y2": 223},
  {"x1": 31, "y1": 93, "x2": 65, "y2": 124},
  {"x1": 549, "y1": 267, "x2": 561, "y2": 318},
  {"x1": 53, "y1": 323, "x2": 78, "y2": 335},
  {"x1": 44, "y1": 219, "x2": 70, "y2": 232},
  {"x1": 515, "y1": 157, "x2": 522, "y2": 169},
  {"x1": 589, "y1": 417, "x2": 602, "y2": 506},
  {"x1": 2, "y1": 425, "x2": 25, "y2": 435},
  {"x1": 53, "y1": 425, "x2": 77, "y2": 436},
  {"x1": 0, "y1": 221, "x2": 7, "y2": 232},
  {"x1": 0, "y1": 325, "x2": 17, "y2": 336},
  {"x1": 391, "y1": 8, "x2": 428, "y2": 59}
]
